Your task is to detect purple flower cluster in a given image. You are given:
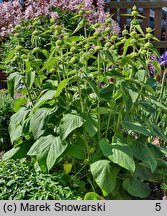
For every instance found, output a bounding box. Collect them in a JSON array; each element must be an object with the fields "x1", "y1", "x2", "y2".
[
  {"x1": 148, "y1": 55, "x2": 157, "y2": 77},
  {"x1": 158, "y1": 51, "x2": 167, "y2": 67},
  {"x1": 148, "y1": 52, "x2": 167, "y2": 77},
  {"x1": 0, "y1": 0, "x2": 120, "y2": 39}
]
